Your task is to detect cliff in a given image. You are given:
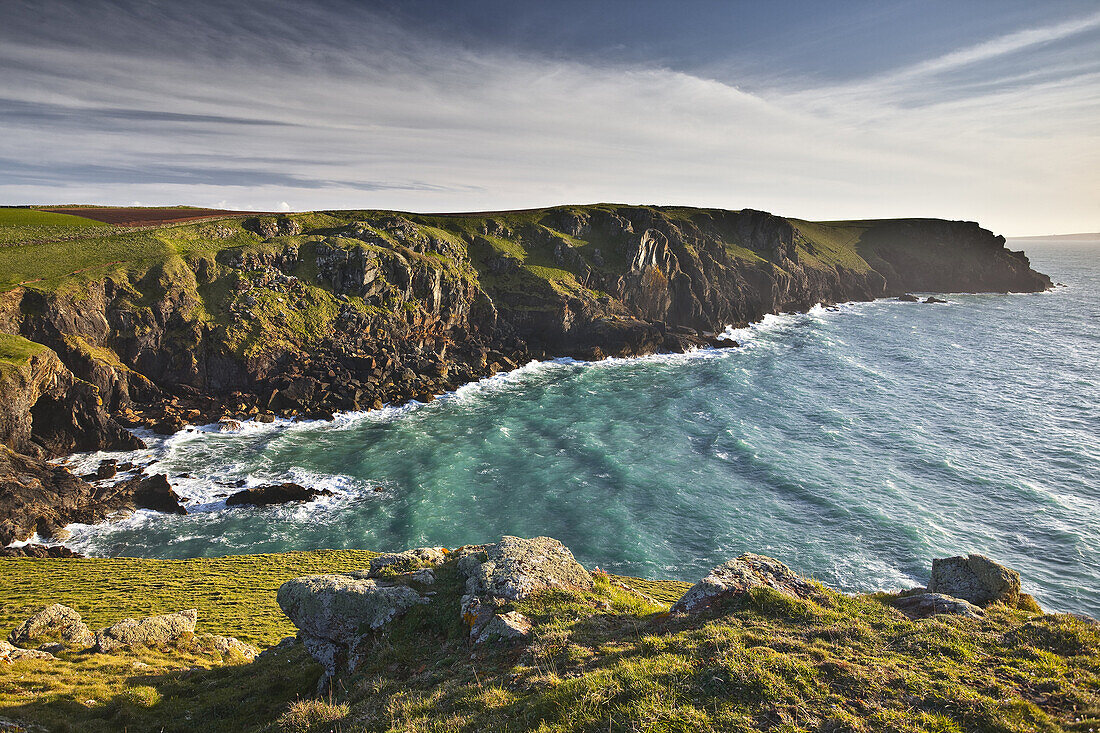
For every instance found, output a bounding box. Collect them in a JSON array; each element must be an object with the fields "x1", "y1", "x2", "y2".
[{"x1": 0, "y1": 204, "x2": 1051, "y2": 543}]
